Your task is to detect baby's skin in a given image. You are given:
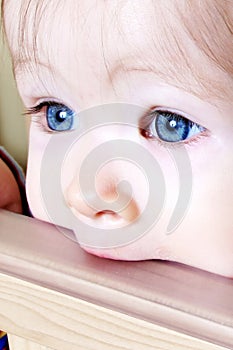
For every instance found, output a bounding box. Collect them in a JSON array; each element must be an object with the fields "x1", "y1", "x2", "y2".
[{"x1": 3, "y1": 0, "x2": 233, "y2": 277}]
